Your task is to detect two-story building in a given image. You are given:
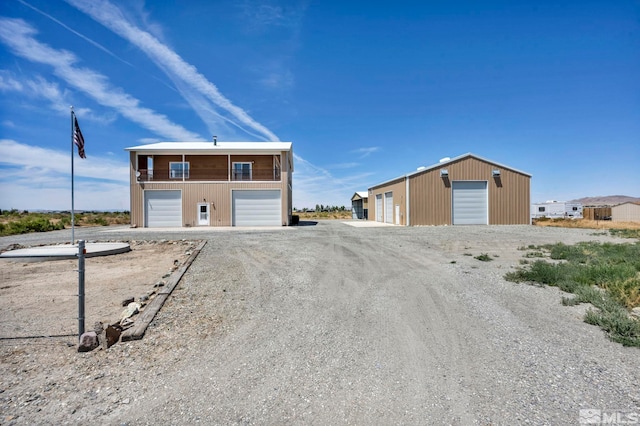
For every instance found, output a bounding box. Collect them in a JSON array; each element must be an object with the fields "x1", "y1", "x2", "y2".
[{"x1": 125, "y1": 141, "x2": 293, "y2": 227}]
